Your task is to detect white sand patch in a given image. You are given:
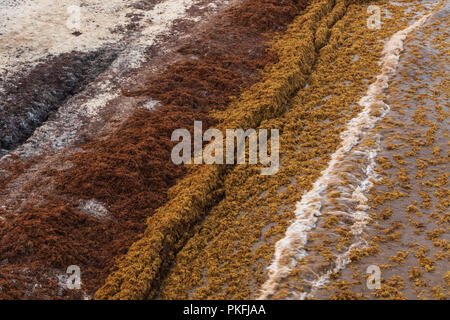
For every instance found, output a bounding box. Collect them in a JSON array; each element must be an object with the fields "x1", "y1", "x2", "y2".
[
  {"x1": 141, "y1": 98, "x2": 162, "y2": 111},
  {"x1": 83, "y1": 92, "x2": 119, "y2": 117},
  {"x1": 0, "y1": 0, "x2": 133, "y2": 77},
  {"x1": 77, "y1": 199, "x2": 110, "y2": 219}
]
